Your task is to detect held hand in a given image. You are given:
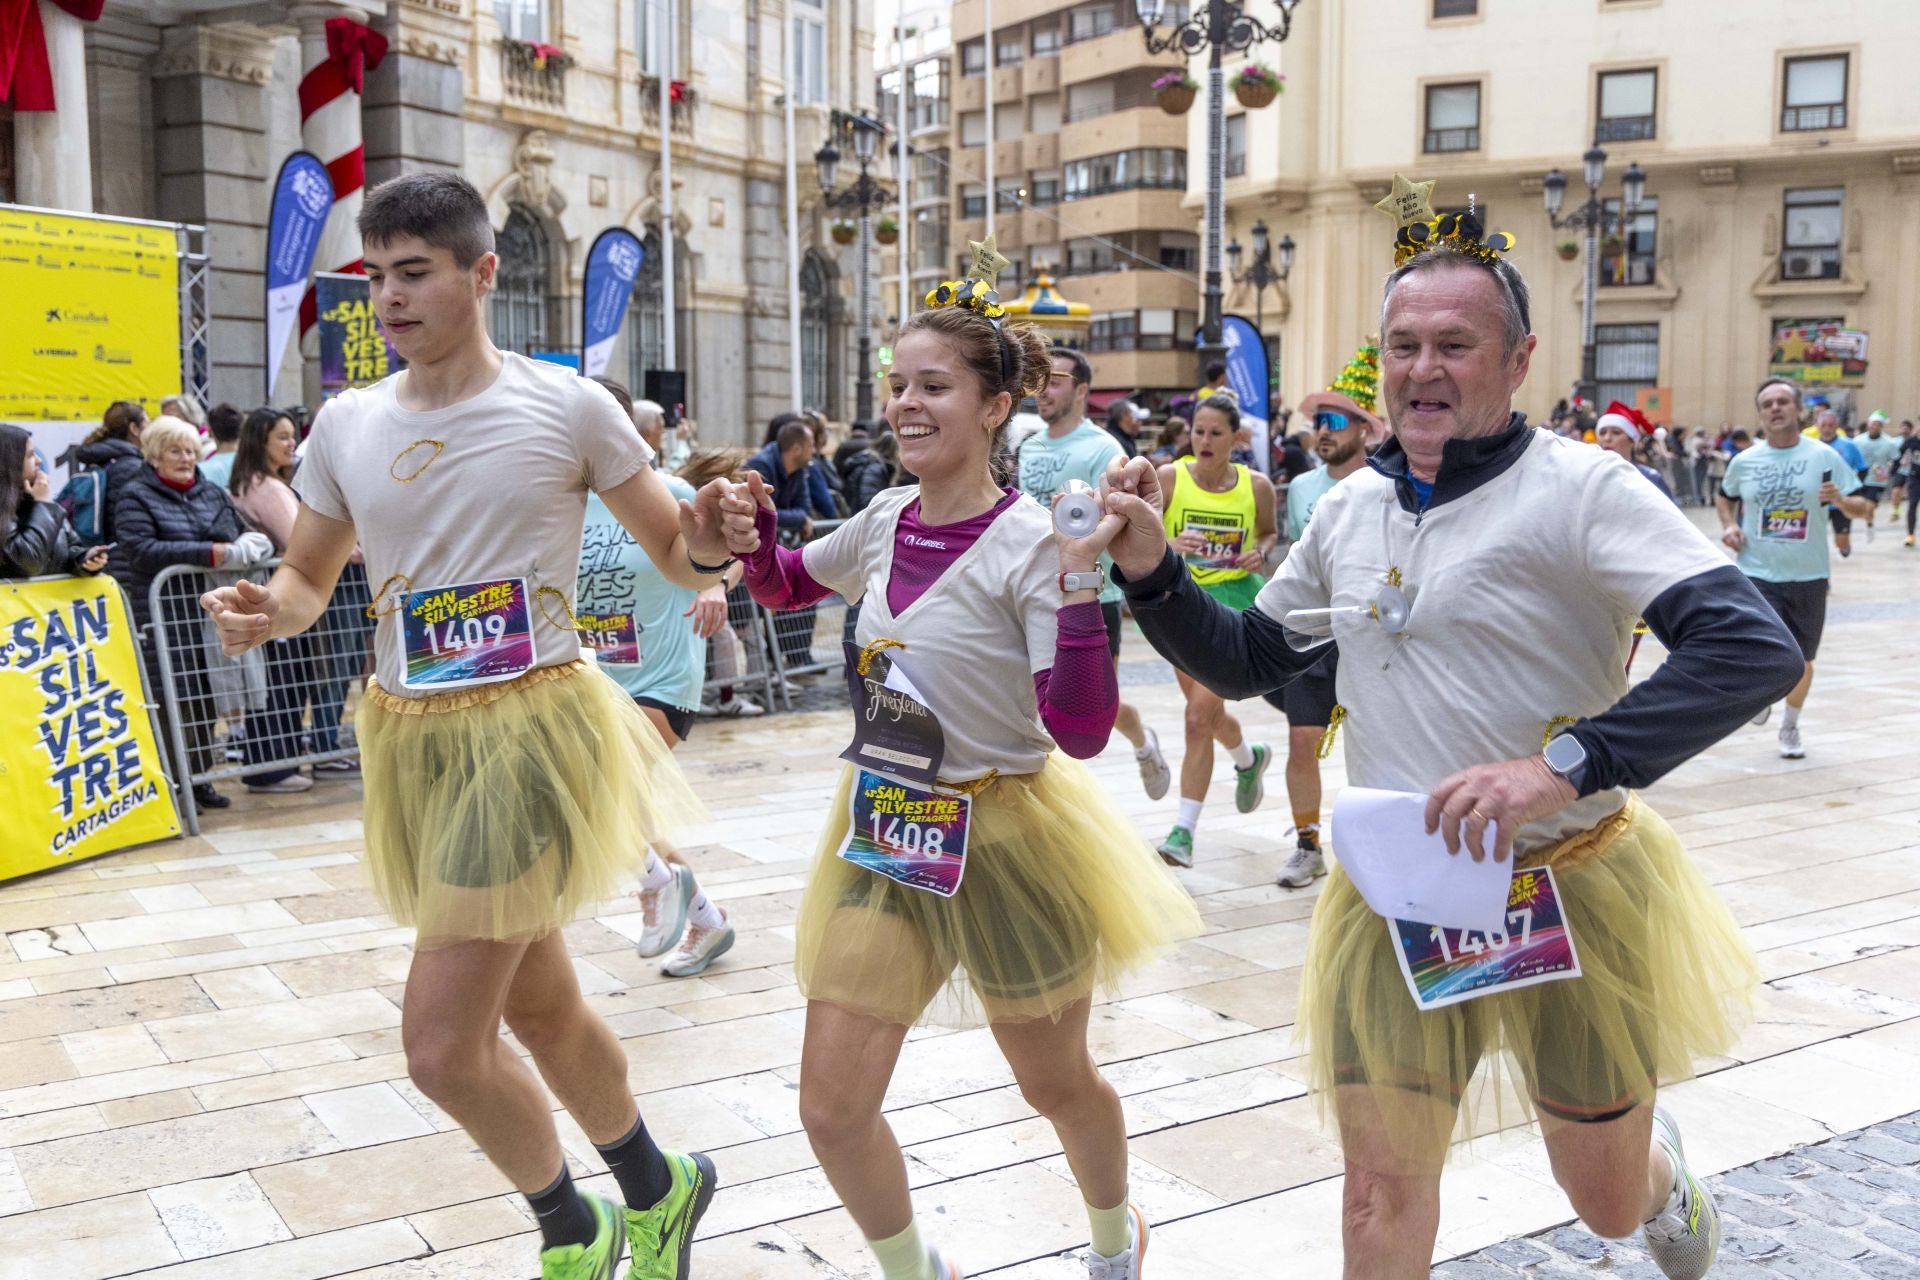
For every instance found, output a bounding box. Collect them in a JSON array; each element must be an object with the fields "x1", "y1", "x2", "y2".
[
  {"x1": 719, "y1": 477, "x2": 764, "y2": 557},
  {"x1": 1232, "y1": 548, "x2": 1266, "y2": 571},
  {"x1": 1817, "y1": 481, "x2": 1843, "y2": 507},
  {"x1": 684, "y1": 585, "x2": 728, "y2": 639},
  {"x1": 1720, "y1": 524, "x2": 1746, "y2": 553},
  {"x1": 1100, "y1": 456, "x2": 1170, "y2": 581},
  {"x1": 81, "y1": 546, "x2": 108, "y2": 573},
  {"x1": 1169, "y1": 530, "x2": 1207, "y2": 556},
  {"x1": 1425, "y1": 757, "x2": 1579, "y2": 865},
  {"x1": 1050, "y1": 493, "x2": 1126, "y2": 572},
  {"x1": 28, "y1": 472, "x2": 52, "y2": 503},
  {"x1": 679, "y1": 478, "x2": 735, "y2": 566},
  {"x1": 199, "y1": 578, "x2": 279, "y2": 657}
]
